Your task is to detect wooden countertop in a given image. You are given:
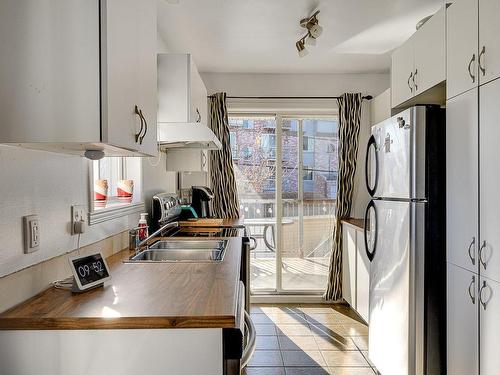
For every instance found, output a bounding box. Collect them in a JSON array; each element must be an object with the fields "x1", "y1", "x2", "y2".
[
  {"x1": 341, "y1": 218, "x2": 365, "y2": 230},
  {"x1": 0, "y1": 236, "x2": 243, "y2": 330}
]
